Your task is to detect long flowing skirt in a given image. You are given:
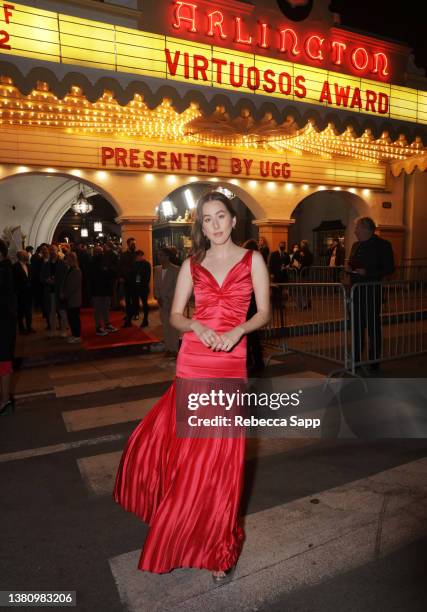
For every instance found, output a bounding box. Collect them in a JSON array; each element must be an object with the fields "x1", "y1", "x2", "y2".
[{"x1": 113, "y1": 379, "x2": 245, "y2": 572}]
